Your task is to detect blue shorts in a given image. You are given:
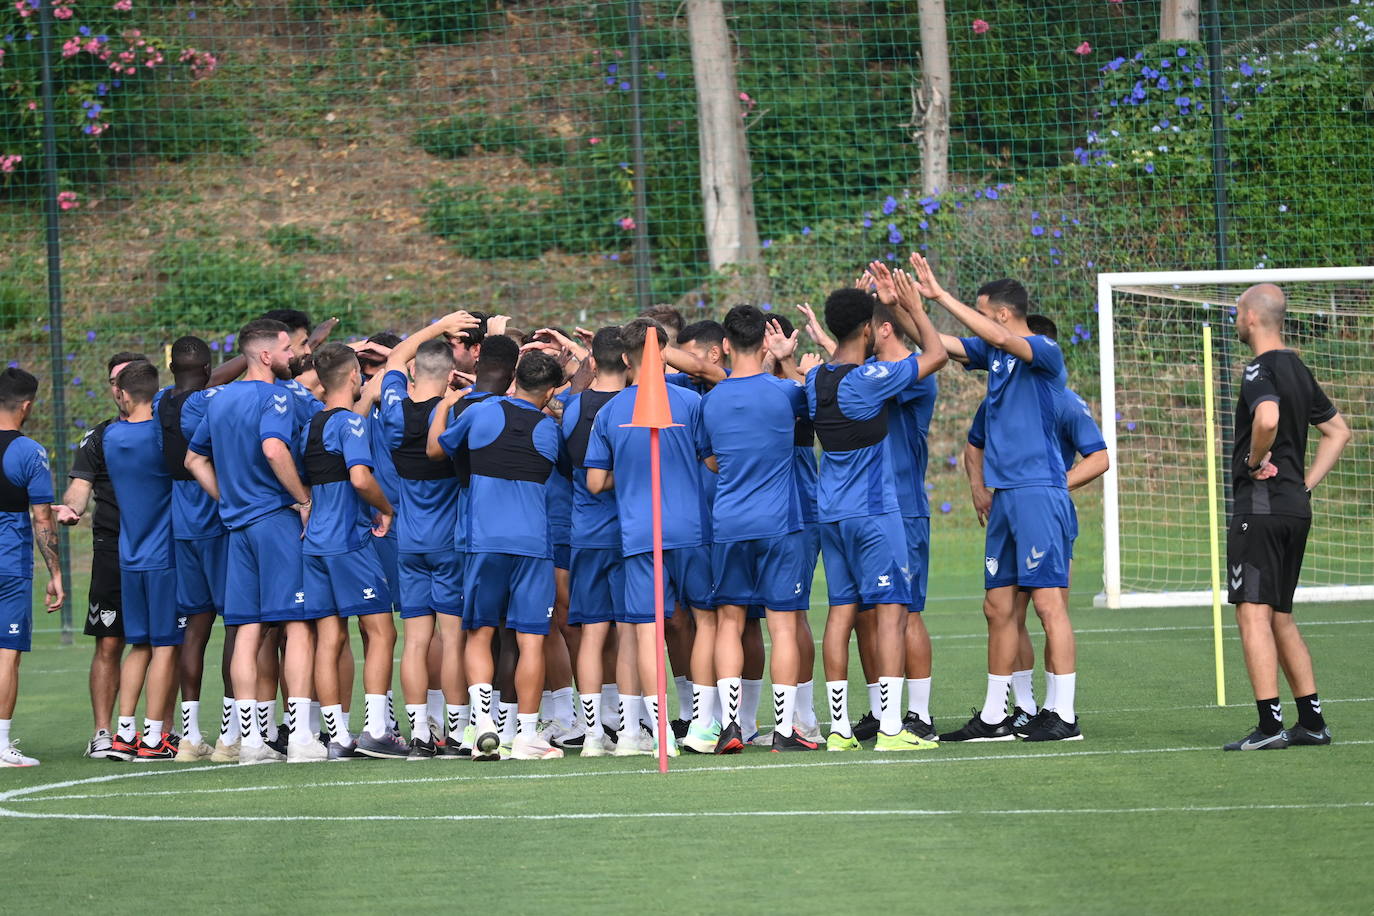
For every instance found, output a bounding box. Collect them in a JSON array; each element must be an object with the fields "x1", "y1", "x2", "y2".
[
  {"x1": 174, "y1": 535, "x2": 227, "y2": 616},
  {"x1": 305, "y1": 543, "x2": 393, "y2": 618},
  {"x1": 568, "y1": 547, "x2": 624, "y2": 626},
  {"x1": 904, "y1": 516, "x2": 931, "y2": 613},
  {"x1": 374, "y1": 531, "x2": 401, "y2": 613},
  {"x1": 225, "y1": 508, "x2": 306, "y2": 626},
  {"x1": 985, "y1": 486, "x2": 1072, "y2": 590},
  {"x1": 711, "y1": 531, "x2": 811, "y2": 612},
  {"x1": 398, "y1": 549, "x2": 463, "y2": 619},
  {"x1": 553, "y1": 542, "x2": 571, "y2": 571},
  {"x1": 760, "y1": 525, "x2": 819, "y2": 618},
  {"x1": 622, "y1": 547, "x2": 713, "y2": 624},
  {"x1": 122, "y1": 568, "x2": 187, "y2": 647},
  {"x1": 462, "y1": 552, "x2": 554, "y2": 635},
  {"x1": 819, "y1": 514, "x2": 911, "y2": 607},
  {"x1": 0, "y1": 576, "x2": 33, "y2": 652},
  {"x1": 1067, "y1": 500, "x2": 1079, "y2": 561}
]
